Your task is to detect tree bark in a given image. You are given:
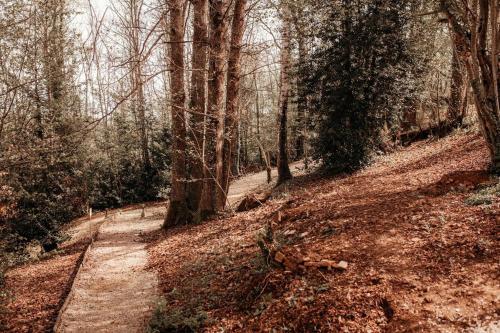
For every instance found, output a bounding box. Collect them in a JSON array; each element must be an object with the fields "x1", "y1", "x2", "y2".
[
  {"x1": 277, "y1": 4, "x2": 293, "y2": 185},
  {"x1": 201, "y1": 0, "x2": 228, "y2": 216},
  {"x1": 129, "y1": 0, "x2": 152, "y2": 194},
  {"x1": 448, "y1": 48, "x2": 466, "y2": 127},
  {"x1": 295, "y1": 35, "x2": 307, "y2": 160},
  {"x1": 187, "y1": 0, "x2": 209, "y2": 221},
  {"x1": 164, "y1": 0, "x2": 190, "y2": 227},
  {"x1": 290, "y1": 4, "x2": 307, "y2": 160},
  {"x1": 221, "y1": 0, "x2": 247, "y2": 207},
  {"x1": 443, "y1": 0, "x2": 500, "y2": 173},
  {"x1": 254, "y1": 73, "x2": 263, "y2": 167}
]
